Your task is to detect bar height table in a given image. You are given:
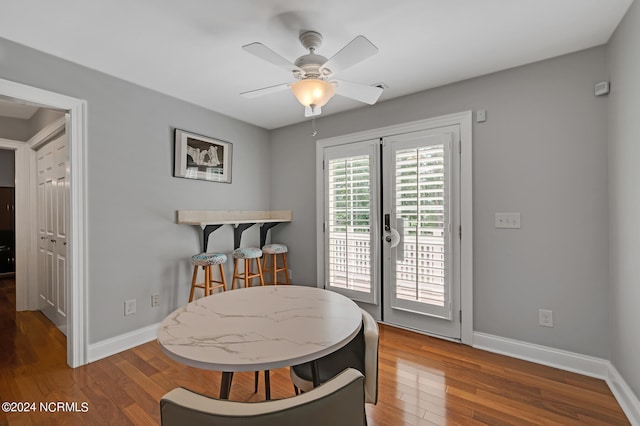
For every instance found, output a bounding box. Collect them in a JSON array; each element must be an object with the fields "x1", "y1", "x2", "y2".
[{"x1": 178, "y1": 210, "x2": 292, "y2": 251}]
